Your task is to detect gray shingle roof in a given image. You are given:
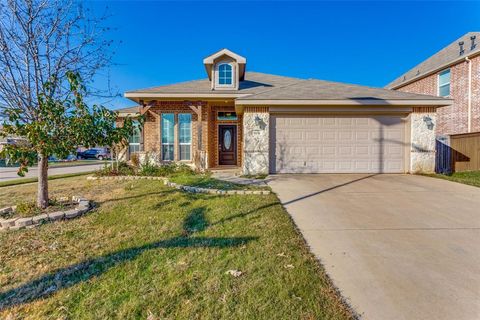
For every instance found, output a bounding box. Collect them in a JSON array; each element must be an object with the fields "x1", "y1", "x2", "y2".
[
  {"x1": 125, "y1": 71, "x2": 449, "y2": 103},
  {"x1": 387, "y1": 32, "x2": 480, "y2": 89},
  {"x1": 125, "y1": 72, "x2": 300, "y2": 95},
  {"x1": 237, "y1": 79, "x2": 446, "y2": 101}
]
